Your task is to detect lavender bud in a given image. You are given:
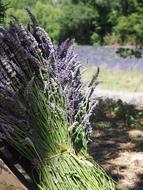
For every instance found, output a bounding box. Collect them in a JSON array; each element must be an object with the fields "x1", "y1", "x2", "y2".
[{"x1": 24, "y1": 137, "x2": 34, "y2": 146}]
